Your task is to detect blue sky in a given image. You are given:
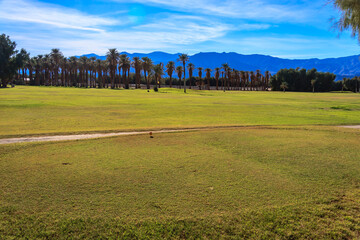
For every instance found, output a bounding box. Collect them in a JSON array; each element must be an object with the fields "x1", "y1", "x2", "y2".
[{"x1": 0, "y1": 0, "x2": 359, "y2": 58}]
